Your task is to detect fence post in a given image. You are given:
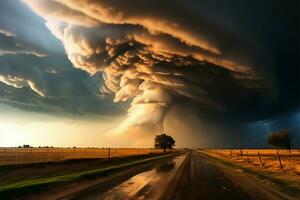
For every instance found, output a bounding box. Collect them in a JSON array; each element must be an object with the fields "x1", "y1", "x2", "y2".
[
  {"x1": 276, "y1": 151, "x2": 283, "y2": 169},
  {"x1": 230, "y1": 150, "x2": 232, "y2": 158},
  {"x1": 21, "y1": 151, "x2": 23, "y2": 164},
  {"x1": 246, "y1": 151, "x2": 250, "y2": 163},
  {"x1": 236, "y1": 133, "x2": 242, "y2": 156},
  {"x1": 108, "y1": 148, "x2": 111, "y2": 158},
  {"x1": 258, "y1": 152, "x2": 263, "y2": 167}
]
